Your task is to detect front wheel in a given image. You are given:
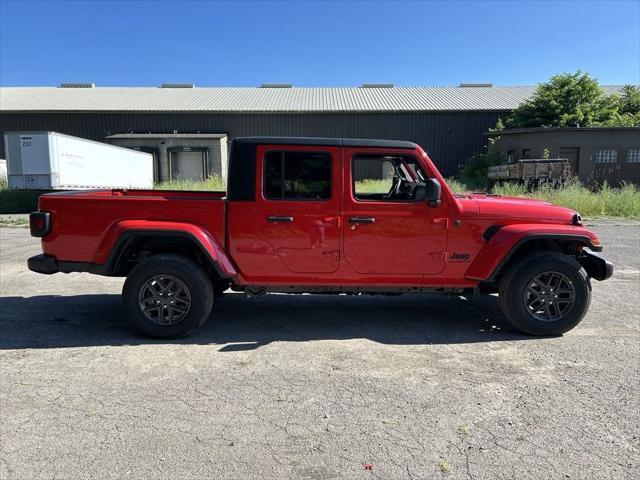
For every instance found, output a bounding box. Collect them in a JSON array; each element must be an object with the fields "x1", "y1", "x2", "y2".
[
  {"x1": 499, "y1": 252, "x2": 591, "y2": 336},
  {"x1": 122, "y1": 254, "x2": 214, "y2": 338}
]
